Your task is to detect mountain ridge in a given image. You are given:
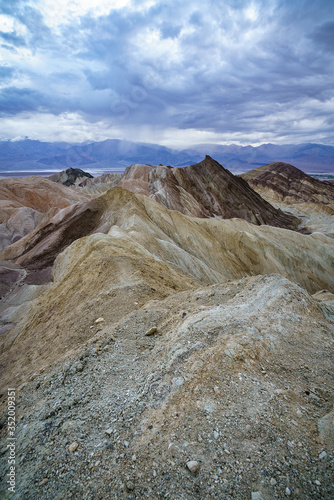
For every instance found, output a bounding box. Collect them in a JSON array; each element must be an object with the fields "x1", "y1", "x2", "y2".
[{"x1": 1, "y1": 139, "x2": 333, "y2": 175}]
